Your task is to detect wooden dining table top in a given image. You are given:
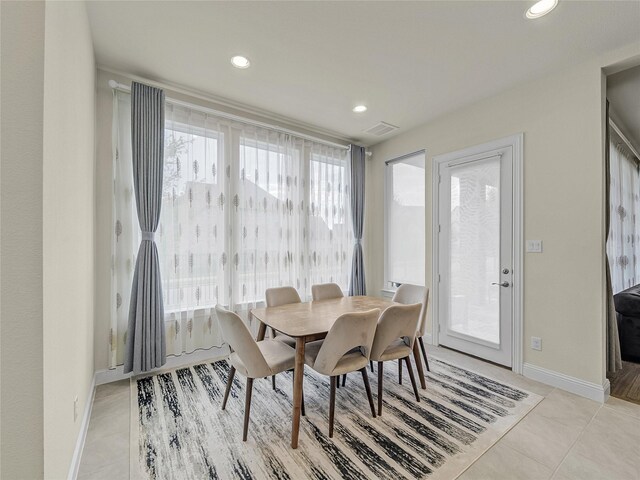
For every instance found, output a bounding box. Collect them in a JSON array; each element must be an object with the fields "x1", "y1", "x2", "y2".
[{"x1": 250, "y1": 295, "x2": 397, "y2": 338}]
